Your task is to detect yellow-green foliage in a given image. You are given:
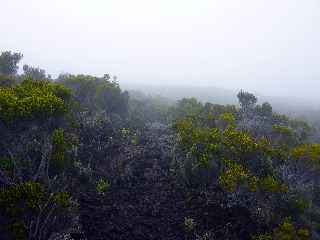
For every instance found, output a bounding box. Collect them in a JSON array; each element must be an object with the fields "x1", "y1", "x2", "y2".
[
  {"x1": 272, "y1": 125, "x2": 293, "y2": 136},
  {"x1": 120, "y1": 128, "x2": 131, "y2": 138},
  {"x1": 176, "y1": 117, "x2": 259, "y2": 166},
  {"x1": 0, "y1": 156, "x2": 13, "y2": 172},
  {"x1": 175, "y1": 118, "x2": 195, "y2": 144},
  {"x1": 290, "y1": 196, "x2": 309, "y2": 213},
  {"x1": 257, "y1": 137, "x2": 273, "y2": 154},
  {"x1": 248, "y1": 175, "x2": 259, "y2": 192},
  {"x1": 175, "y1": 120, "x2": 293, "y2": 193},
  {"x1": 219, "y1": 159, "x2": 257, "y2": 192},
  {"x1": 219, "y1": 112, "x2": 236, "y2": 124},
  {"x1": 184, "y1": 217, "x2": 197, "y2": 232},
  {"x1": 120, "y1": 128, "x2": 139, "y2": 145},
  {"x1": 297, "y1": 228, "x2": 311, "y2": 240},
  {"x1": 174, "y1": 98, "x2": 203, "y2": 119},
  {"x1": 173, "y1": 102, "x2": 316, "y2": 238},
  {"x1": 53, "y1": 191, "x2": 71, "y2": 208},
  {"x1": 259, "y1": 175, "x2": 287, "y2": 193},
  {"x1": 220, "y1": 165, "x2": 287, "y2": 193},
  {"x1": 222, "y1": 126, "x2": 257, "y2": 157},
  {"x1": 0, "y1": 182, "x2": 45, "y2": 239},
  {"x1": 254, "y1": 218, "x2": 310, "y2": 240},
  {"x1": 51, "y1": 128, "x2": 67, "y2": 174},
  {"x1": 273, "y1": 218, "x2": 310, "y2": 240},
  {"x1": 0, "y1": 181, "x2": 45, "y2": 214},
  {"x1": 131, "y1": 133, "x2": 139, "y2": 145},
  {"x1": 251, "y1": 234, "x2": 272, "y2": 240},
  {"x1": 96, "y1": 178, "x2": 110, "y2": 195},
  {"x1": 272, "y1": 124, "x2": 298, "y2": 147},
  {"x1": 289, "y1": 119, "x2": 311, "y2": 141},
  {"x1": 175, "y1": 118, "x2": 221, "y2": 166},
  {"x1": 291, "y1": 144, "x2": 320, "y2": 163},
  {"x1": 256, "y1": 137, "x2": 289, "y2": 162},
  {"x1": 58, "y1": 74, "x2": 125, "y2": 114},
  {"x1": 0, "y1": 79, "x2": 70, "y2": 122},
  {"x1": 0, "y1": 181, "x2": 71, "y2": 239}
]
